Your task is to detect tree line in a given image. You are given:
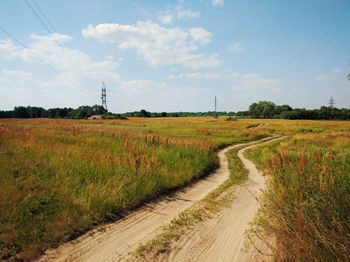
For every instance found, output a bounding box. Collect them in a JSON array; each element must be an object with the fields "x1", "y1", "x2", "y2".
[
  {"x1": 1, "y1": 102, "x2": 349, "y2": 120},
  {"x1": 246, "y1": 101, "x2": 350, "y2": 120},
  {"x1": 122, "y1": 109, "x2": 233, "y2": 118},
  {"x1": 0, "y1": 107, "x2": 234, "y2": 119},
  {"x1": 0, "y1": 105, "x2": 107, "y2": 119}
]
